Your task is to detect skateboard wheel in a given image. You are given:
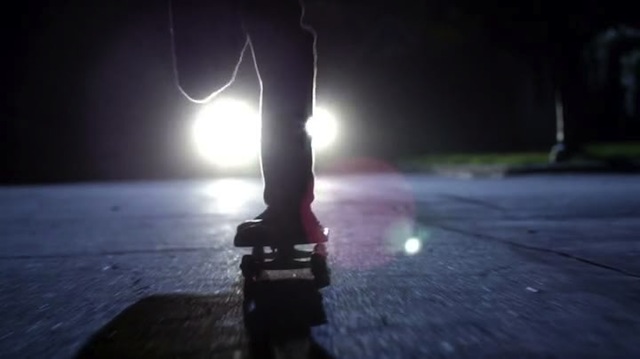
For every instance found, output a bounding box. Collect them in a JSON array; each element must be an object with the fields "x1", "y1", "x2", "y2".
[
  {"x1": 313, "y1": 271, "x2": 330, "y2": 288},
  {"x1": 240, "y1": 254, "x2": 259, "y2": 279},
  {"x1": 310, "y1": 253, "x2": 330, "y2": 288}
]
